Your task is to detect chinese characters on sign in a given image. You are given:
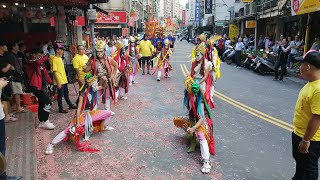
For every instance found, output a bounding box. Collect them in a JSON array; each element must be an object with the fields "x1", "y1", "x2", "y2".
[
  {"x1": 195, "y1": 0, "x2": 200, "y2": 22},
  {"x1": 96, "y1": 11, "x2": 127, "y2": 24},
  {"x1": 291, "y1": 0, "x2": 320, "y2": 15},
  {"x1": 245, "y1": 20, "x2": 256, "y2": 28},
  {"x1": 205, "y1": 0, "x2": 212, "y2": 14},
  {"x1": 229, "y1": 24, "x2": 239, "y2": 42},
  {"x1": 189, "y1": 0, "x2": 195, "y2": 21}
]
